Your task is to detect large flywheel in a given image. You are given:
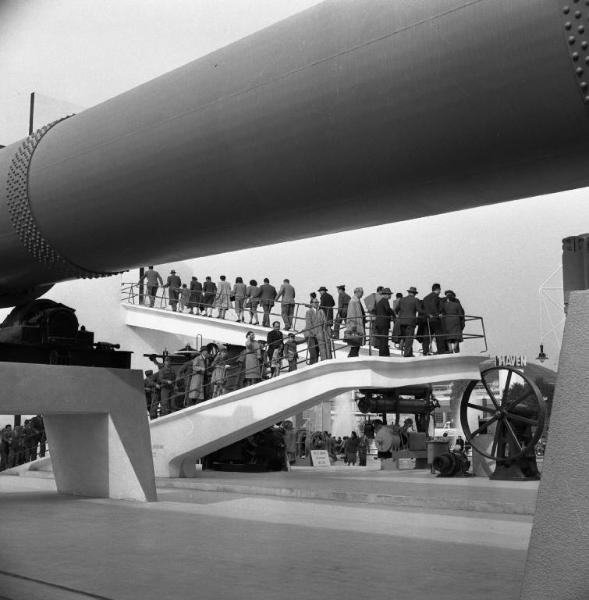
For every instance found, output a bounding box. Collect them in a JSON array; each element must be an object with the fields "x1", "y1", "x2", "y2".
[{"x1": 460, "y1": 366, "x2": 546, "y2": 463}]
